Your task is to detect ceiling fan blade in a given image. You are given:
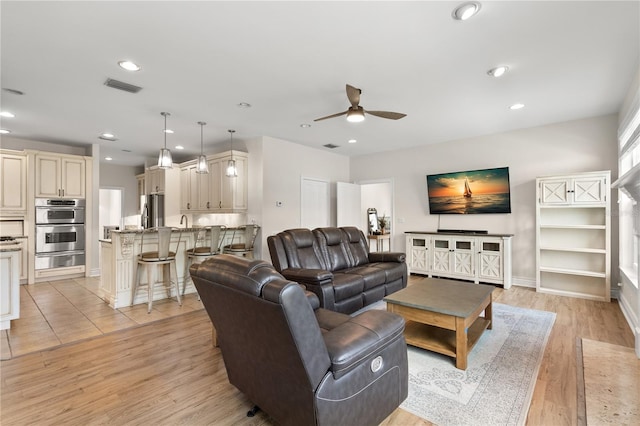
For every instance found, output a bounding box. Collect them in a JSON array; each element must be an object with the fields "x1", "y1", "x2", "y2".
[
  {"x1": 365, "y1": 110, "x2": 407, "y2": 120},
  {"x1": 314, "y1": 110, "x2": 348, "y2": 122},
  {"x1": 346, "y1": 84, "x2": 361, "y2": 108}
]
